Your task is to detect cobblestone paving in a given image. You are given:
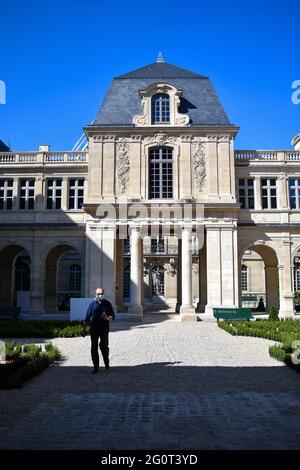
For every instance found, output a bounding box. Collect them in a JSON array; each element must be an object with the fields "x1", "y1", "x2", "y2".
[{"x1": 1, "y1": 318, "x2": 300, "y2": 450}]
